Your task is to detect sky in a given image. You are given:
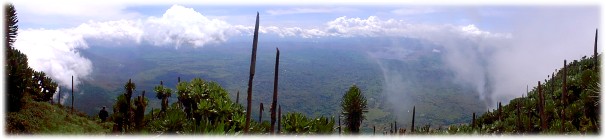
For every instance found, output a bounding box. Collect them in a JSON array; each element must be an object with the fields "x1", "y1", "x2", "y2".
[{"x1": 7, "y1": 0, "x2": 603, "y2": 108}]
